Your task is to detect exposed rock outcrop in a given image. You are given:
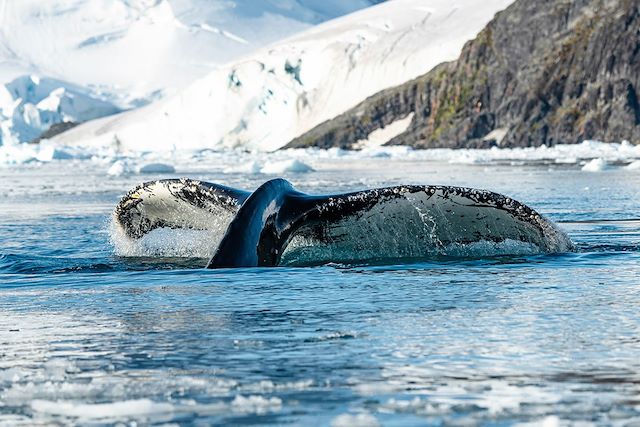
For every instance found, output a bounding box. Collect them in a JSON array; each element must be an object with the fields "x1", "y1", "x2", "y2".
[
  {"x1": 286, "y1": 0, "x2": 640, "y2": 149},
  {"x1": 30, "y1": 122, "x2": 79, "y2": 144}
]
